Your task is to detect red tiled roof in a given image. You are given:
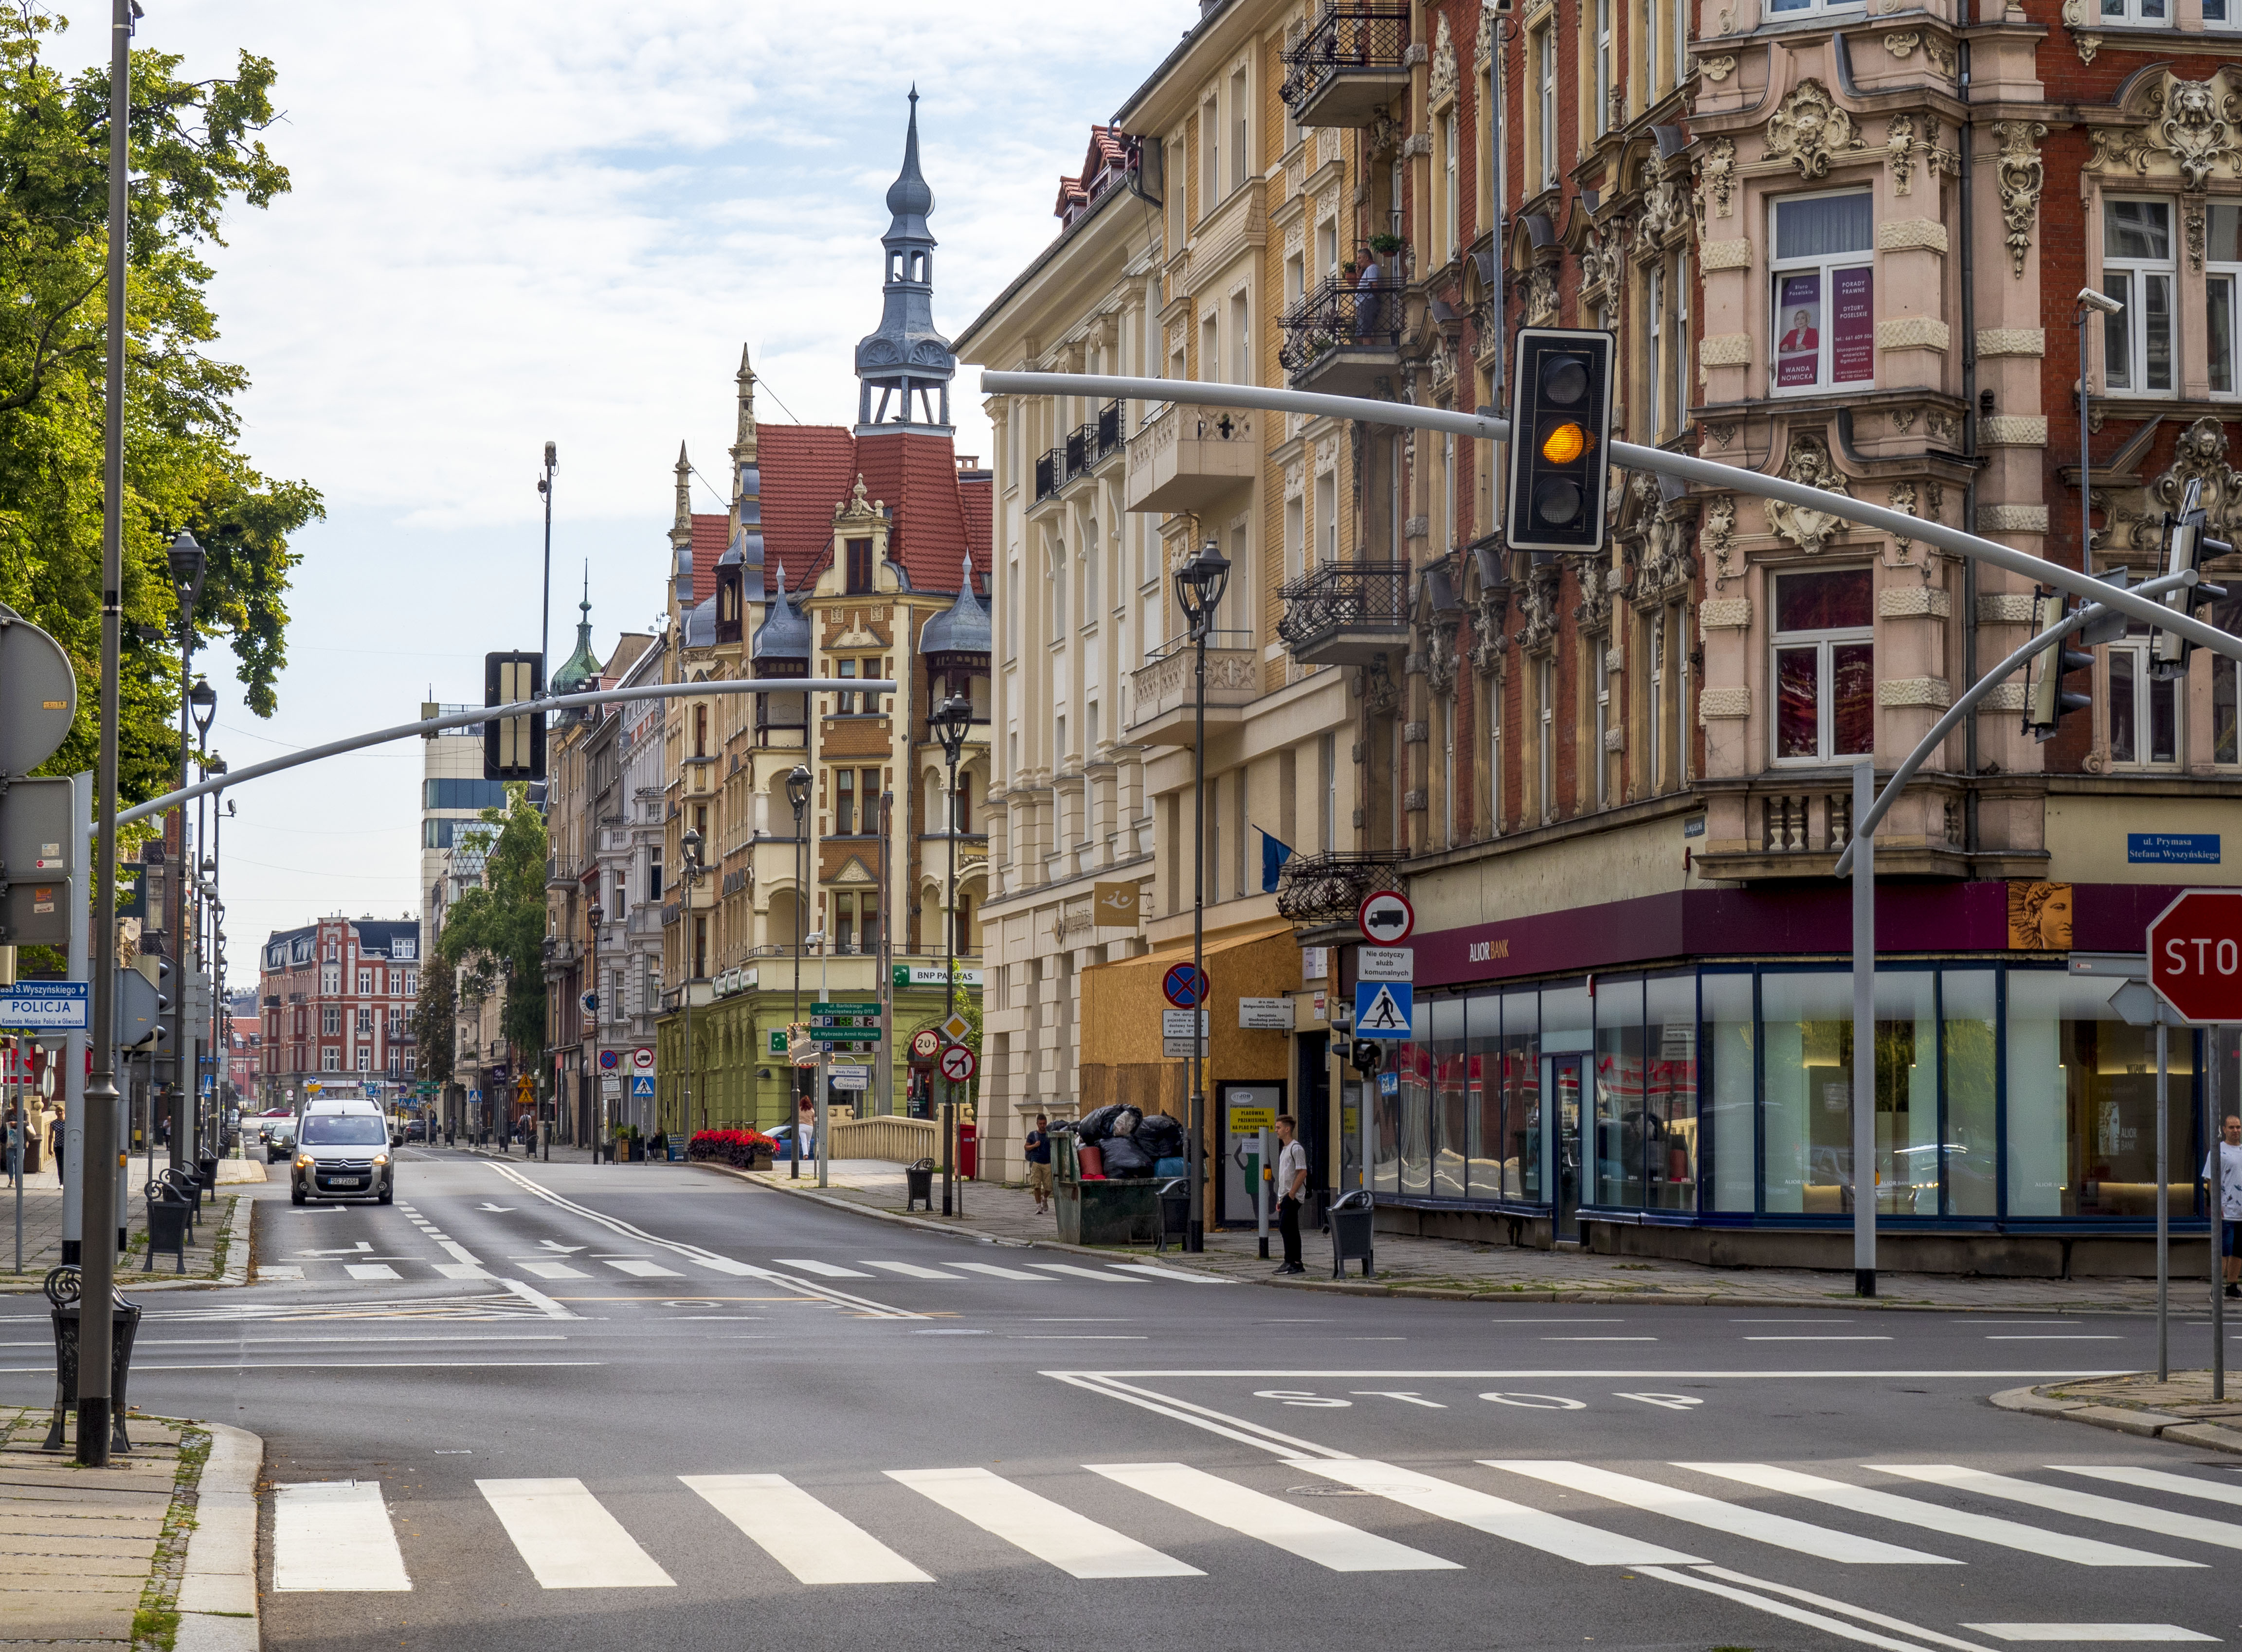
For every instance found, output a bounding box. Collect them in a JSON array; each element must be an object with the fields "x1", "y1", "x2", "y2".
[
  {"x1": 689, "y1": 514, "x2": 727, "y2": 605},
  {"x1": 958, "y1": 474, "x2": 991, "y2": 588},
  {"x1": 754, "y1": 424, "x2": 993, "y2": 597},
  {"x1": 758, "y1": 425, "x2": 858, "y2": 593}
]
